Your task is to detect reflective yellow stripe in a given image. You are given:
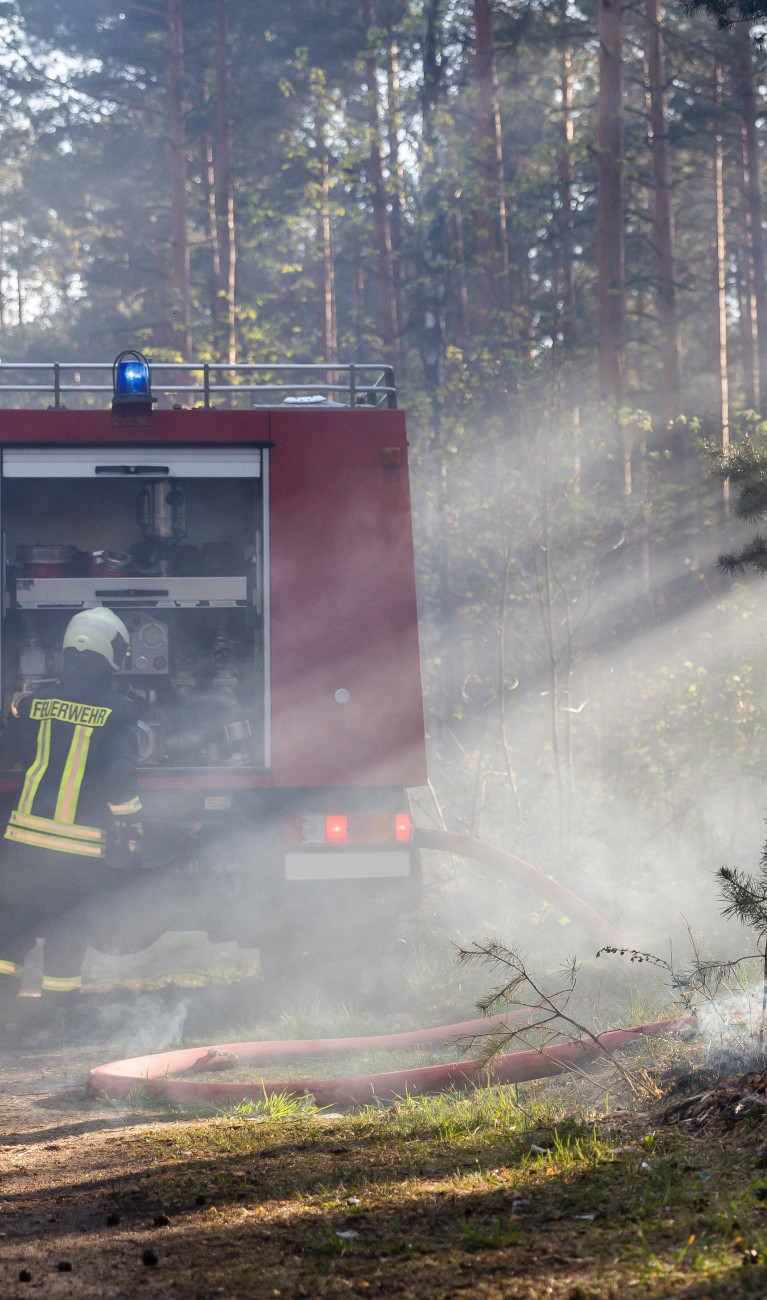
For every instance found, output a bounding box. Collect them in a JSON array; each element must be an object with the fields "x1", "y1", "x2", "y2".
[
  {"x1": 55, "y1": 724, "x2": 93, "y2": 824},
  {"x1": 108, "y1": 796, "x2": 143, "y2": 816},
  {"x1": 9, "y1": 810, "x2": 103, "y2": 841},
  {"x1": 0, "y1": 960, "x2": 22, "y2": 978},
  {"x1": 18, "y1": 718, "x2": 51, "y2": 816},
  {"x1": 41, "y1": 974, "x2": 82, "y2": 992},
  {"x1": 4, "y1": 824, "x2": 104, "y2": 858}
]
